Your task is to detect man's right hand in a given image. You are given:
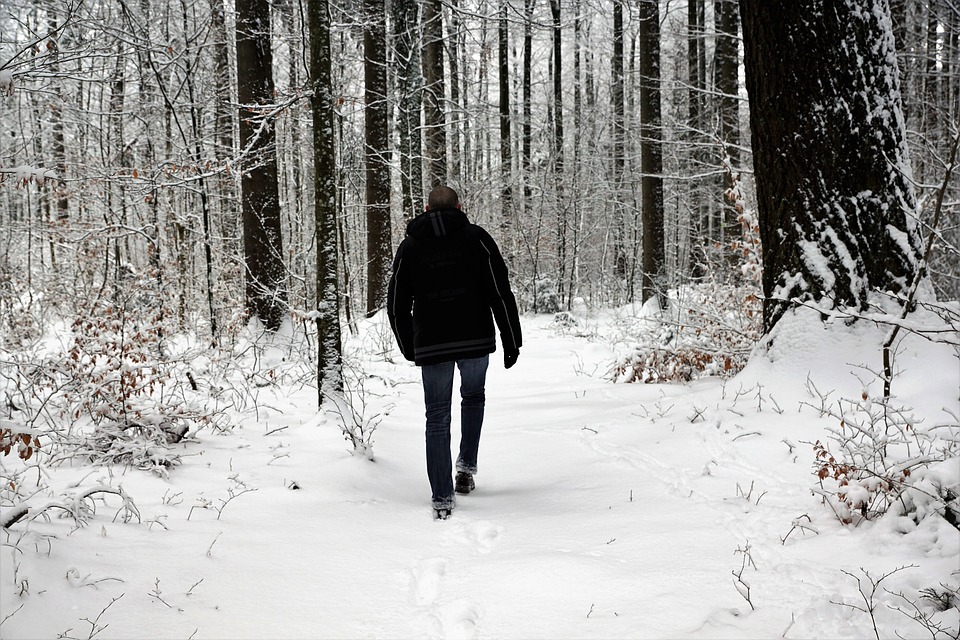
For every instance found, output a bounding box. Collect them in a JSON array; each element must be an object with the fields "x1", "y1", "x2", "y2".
[{"x1": 504, "y1": 349, "x2": 519, "y2": 369}]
